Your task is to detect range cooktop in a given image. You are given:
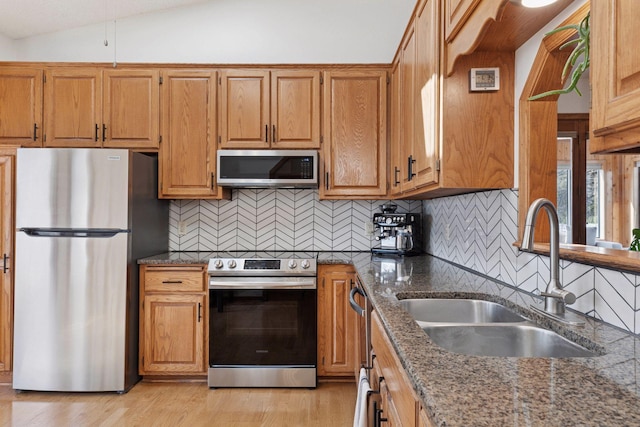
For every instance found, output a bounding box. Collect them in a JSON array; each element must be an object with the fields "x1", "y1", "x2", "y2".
[{"x1": 207, "y1": 251, "x2": 318, "y2": 276}]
